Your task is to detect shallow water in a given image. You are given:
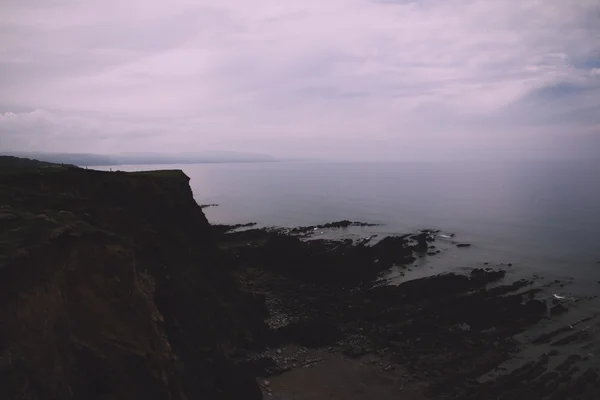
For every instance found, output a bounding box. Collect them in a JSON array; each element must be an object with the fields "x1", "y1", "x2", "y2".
[
  {"x1": 94, "y1": 159, "x2": 600, "y2": 380},
  {"x1": 94, "y1": 160, "x2": 600, "y2": 287}
]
